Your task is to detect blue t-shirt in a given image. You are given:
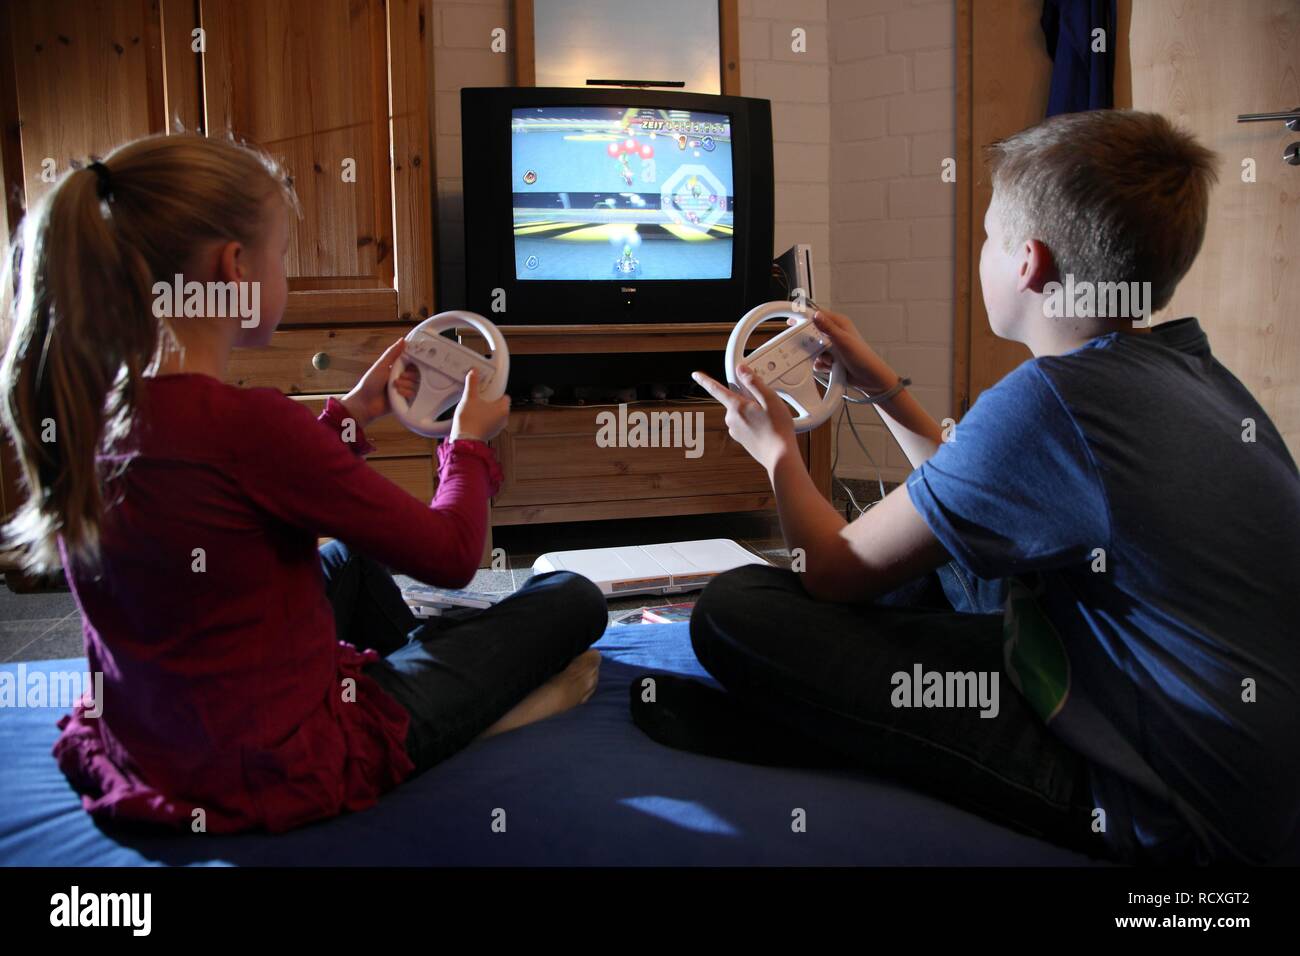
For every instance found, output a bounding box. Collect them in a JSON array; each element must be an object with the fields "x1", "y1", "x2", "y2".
[{"x1": 906, "y1": 318, "x2": 1300, "y2": 863}]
